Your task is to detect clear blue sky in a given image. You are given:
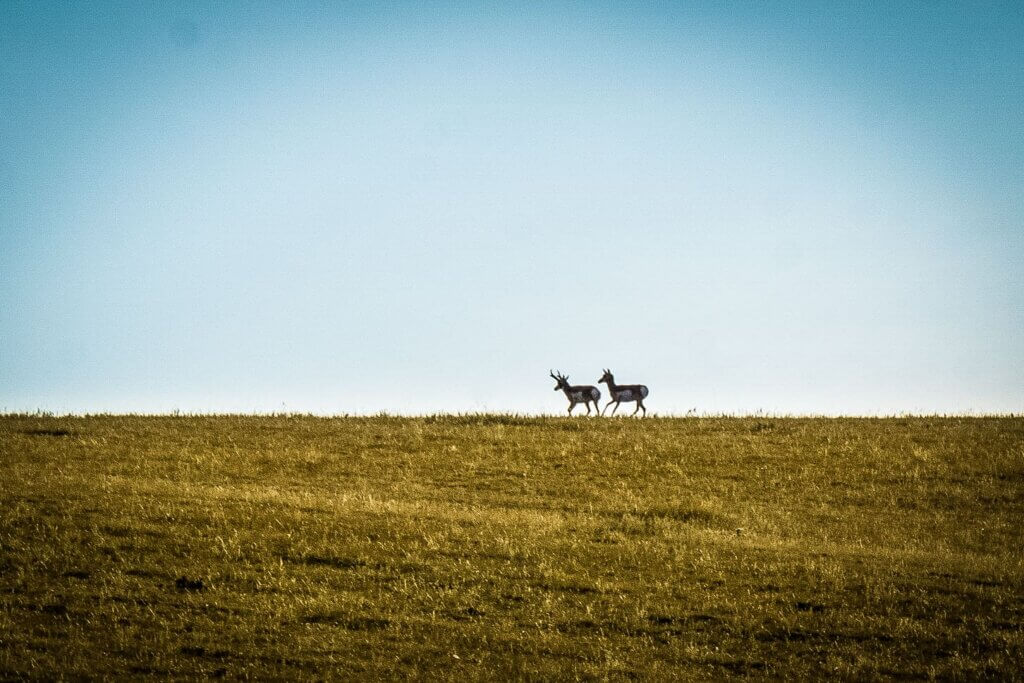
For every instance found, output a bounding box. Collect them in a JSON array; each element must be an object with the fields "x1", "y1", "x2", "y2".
[{"x1": 2, "y1": 1, "x2": 1021, "y2": 415}]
